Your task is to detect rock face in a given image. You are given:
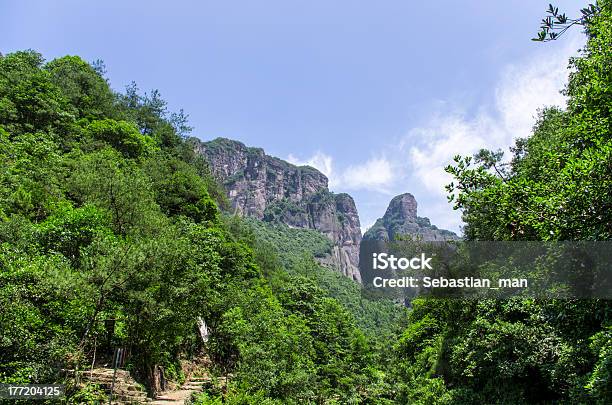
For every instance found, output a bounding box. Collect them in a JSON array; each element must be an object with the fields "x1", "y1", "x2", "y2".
[
  {"x1": 363, "y1": 193, "x2": 458, "y2": 241},
  {"x1": 192, "y1": 137, "x2": 362, "y2": 282}
]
